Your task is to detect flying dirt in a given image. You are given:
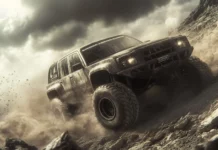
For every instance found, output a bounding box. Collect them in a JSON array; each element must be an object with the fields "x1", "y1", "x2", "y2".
[{"x1": 2, "y1": 0, "x2": 218, "y2": 149}]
